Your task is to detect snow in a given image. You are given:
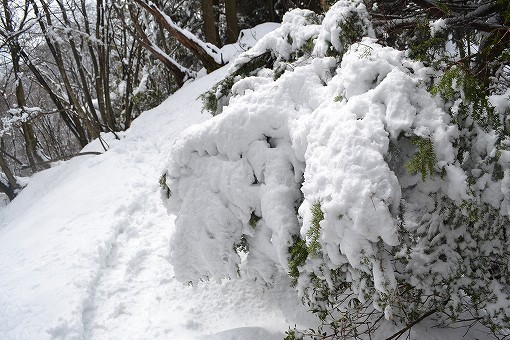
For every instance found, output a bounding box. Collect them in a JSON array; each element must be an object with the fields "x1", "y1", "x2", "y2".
[
  {"x1": 1, "y1": 108, "x2": 42, "y2": 137},
  {"x1": 164, "y1": 33, "x2": 462, "y2": 294},
  {"x1": 151, "y1": 44, "x2": 195, "y2": 78},
  {"x1": 313, "y1": 0, "x2": 374, "y2": 57},
  {"x1": 489, "y1": 88, "x2": 510, "y2": 114},
  {"x1": 231, "y1": 9, "x2": 321, "y2": 69},
  {"x1": 220, "y1": 23, "x2": 281, "y2": 63},
  {"x1": 0, "y1": 25, "x2": 314, "y2": 340},
  {"x1": 161, "y1": 5, "x2": 509, "y2": 337},
  {"x1": 1, "y1": 6, "x2": 508, "y2": 339},
  {"x1": 429, "y1": 18, "x2": 447, "y2": 37}
]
